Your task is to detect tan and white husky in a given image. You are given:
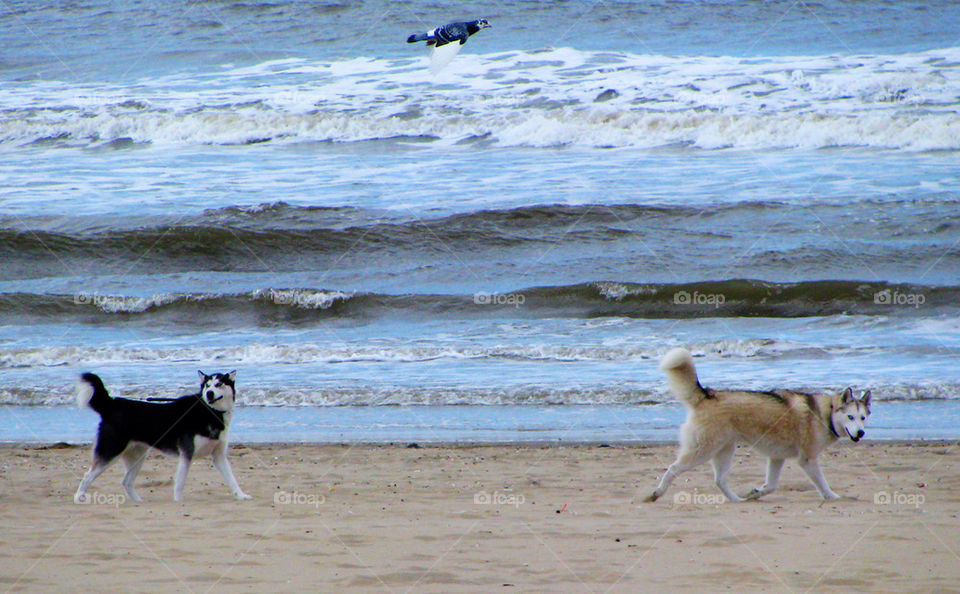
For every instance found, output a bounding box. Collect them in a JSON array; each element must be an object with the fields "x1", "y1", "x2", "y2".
[{"x1": 646, "y1": 348, "x2": 871, "y2": 502}]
